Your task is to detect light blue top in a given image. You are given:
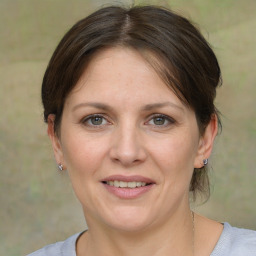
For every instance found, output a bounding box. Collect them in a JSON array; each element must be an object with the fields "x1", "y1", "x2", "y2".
[{"x1": 27, "y1": 223, "x2": 256, "y2": 256}]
